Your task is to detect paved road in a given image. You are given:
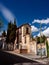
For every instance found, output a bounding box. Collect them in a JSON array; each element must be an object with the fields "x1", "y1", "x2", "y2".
[
  {"x1": 0, "y1": 50, "x2": 42, "y2": 65},
  {"x1": 5, "y1": 50, "x2": 48, "y2": 64},
  {"x1": 1, "y1": 50, "x2": 49, "y2": 65}
]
